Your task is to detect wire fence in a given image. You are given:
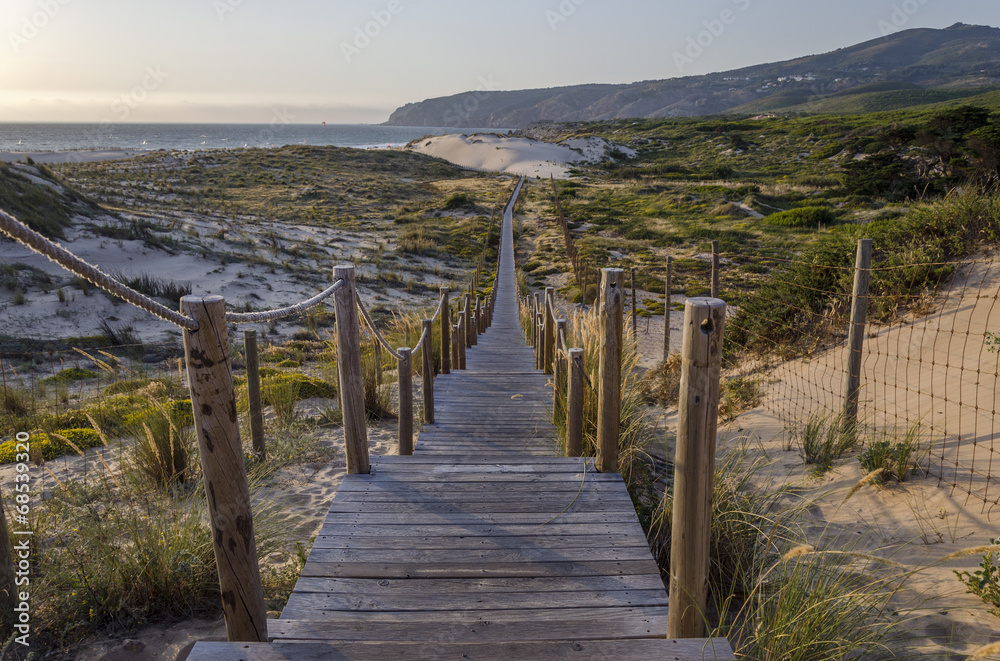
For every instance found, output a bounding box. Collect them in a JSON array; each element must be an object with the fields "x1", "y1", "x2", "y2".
[{"x1": 721, "y1": 249, "x2": 1000, "y2": 514}]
